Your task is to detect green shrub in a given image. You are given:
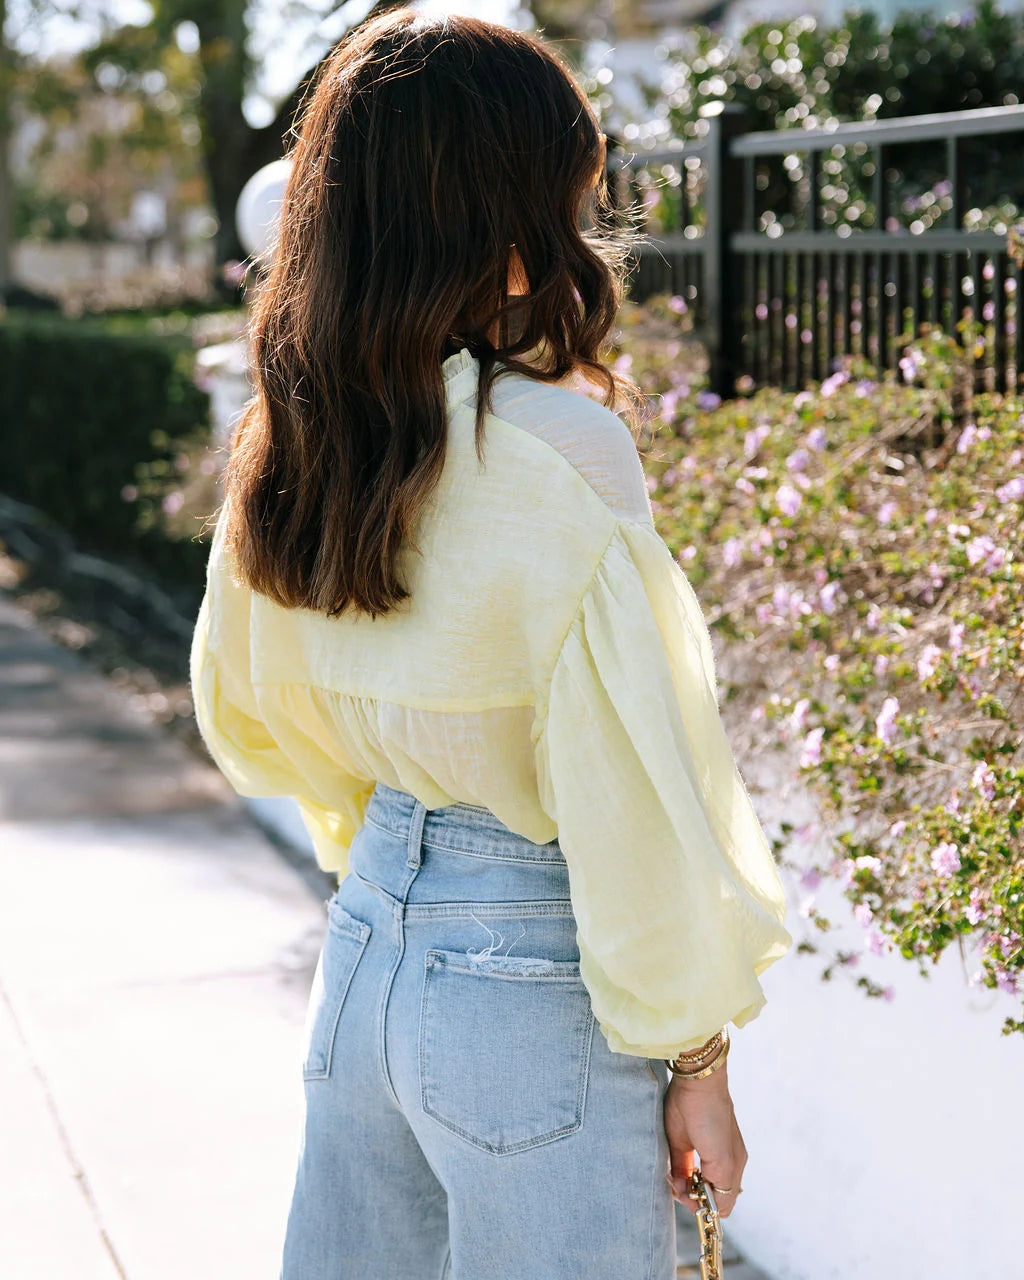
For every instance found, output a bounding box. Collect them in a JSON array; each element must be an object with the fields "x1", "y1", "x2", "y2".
[
  {"x1": 617, "y1": 298, "x2": 1024, "y2": 1037},
  {"x1": 0, "y1": 313, "x2": 211, "y2": 588}
]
